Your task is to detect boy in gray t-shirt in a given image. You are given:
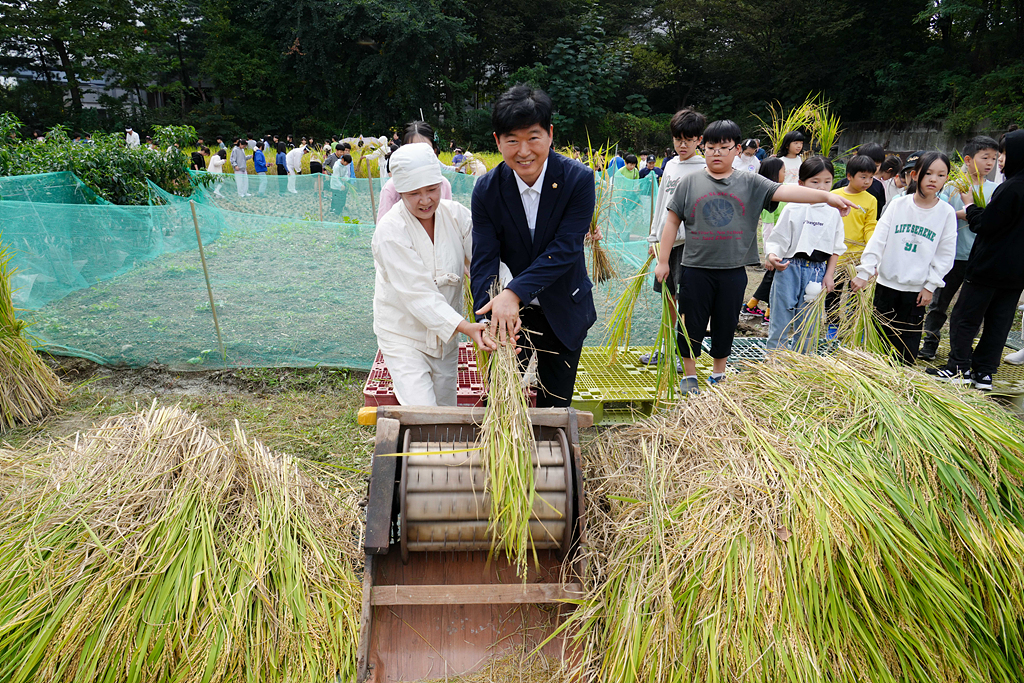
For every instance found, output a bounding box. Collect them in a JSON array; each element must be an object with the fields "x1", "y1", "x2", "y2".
[{"x1": 655, "y1": 120, "x2": 855, "y2": 394}]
